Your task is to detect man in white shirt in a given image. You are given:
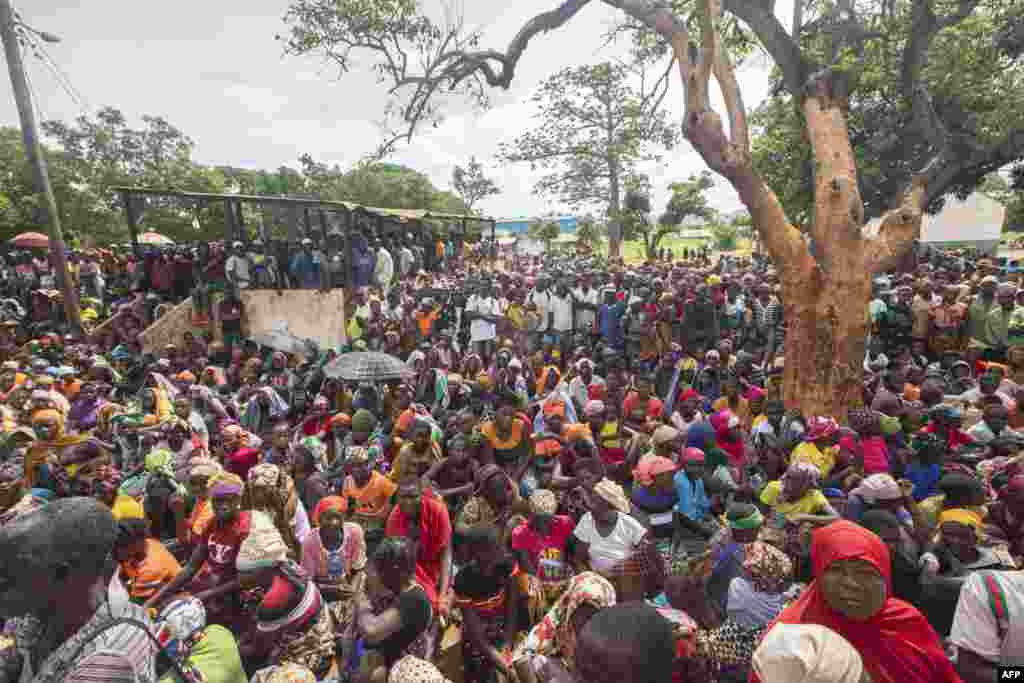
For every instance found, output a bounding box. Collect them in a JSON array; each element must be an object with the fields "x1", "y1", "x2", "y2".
[
  {"x1": 374, "y1": 238, "x2": 395, "y2": 293},
  {"x1": 527, "y1": 277, "x2": 553, "y2": 352},
  {"x1": 225, "y1": 240, "x2": 252, "y2": 290},
  {"x1": 549, "y1": 279, "x2": 575, "y2": 357},
  {"x1": 465, "y1": 281, "x2": 502, "y2": 359},
  {"x1": 950, "y1": 569, "x2": 1024, "y2": 677},
  {"x1": 573, "y1": 273, "x2": 599, "y2": 339},
  {"x1": 399, "y1": 237, "x2": 415, "y2": 280}
]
